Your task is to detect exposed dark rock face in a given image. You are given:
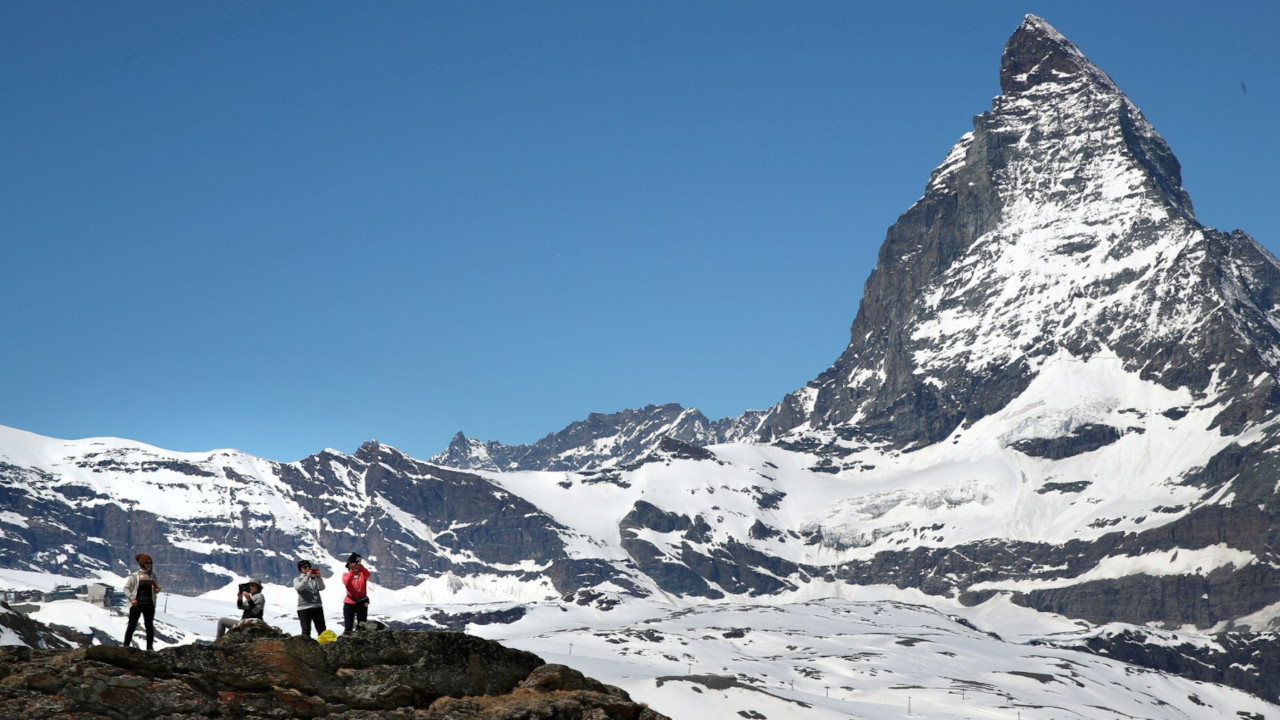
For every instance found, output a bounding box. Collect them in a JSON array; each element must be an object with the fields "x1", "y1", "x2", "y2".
[
  {"x1": 0, "y1": 625, "x2": 670, "y2": 719},
  {"x1": 1037, "y1": 628, "x2": 1280, "y2": 704},
  {"x1": 617, "y1": 501, "x2": 727, "y2": 598},
  {"x1": 834, "y1": 501, "x2": 1280, "y2": 629},
  {"x1": 654, "y1": 436, "x2": 718, "y2": 462},
  {"x1": 419, "y1": 606, "x2": 528, "y2": 632},
  {"x1": 617, "y1": 500, "x2": 811, "y2": 599},
  {"x1": 1010, "y1": 423, "x2": 1122, "y2": 458},
  {"x1": 1011, "y1": 501, "x2": 1280, "y2": 627}
]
